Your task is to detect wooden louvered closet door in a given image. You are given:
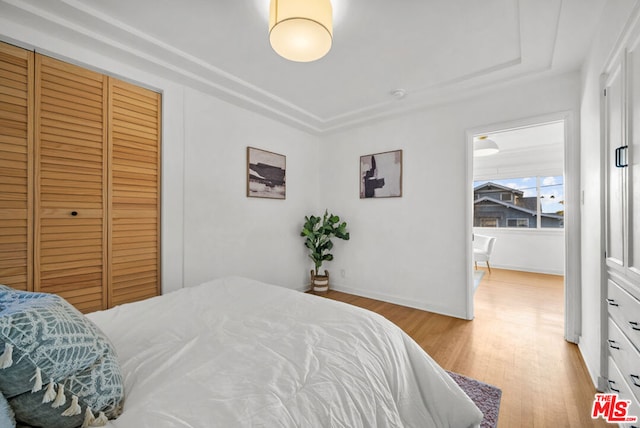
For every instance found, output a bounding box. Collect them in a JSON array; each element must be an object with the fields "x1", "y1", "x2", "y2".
[
  {"x1": 34, "y1": 55, "x2": 108, "y2": 312},
  {"x1": 108, "y1": 78, "x2": 160, "y2": 306},
  {"x1": 0, "y1": 43, "x2": 33, "y2": 291}
]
